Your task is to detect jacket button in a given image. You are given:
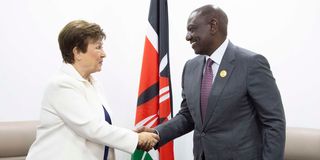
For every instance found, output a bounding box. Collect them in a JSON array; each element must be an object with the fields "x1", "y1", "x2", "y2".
[{"x1": 201, "y1": 132, "x2": 205, "y2": 137}]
